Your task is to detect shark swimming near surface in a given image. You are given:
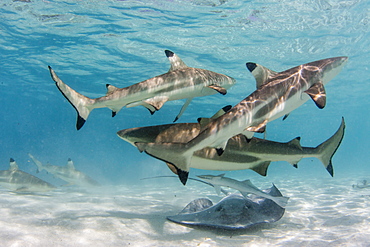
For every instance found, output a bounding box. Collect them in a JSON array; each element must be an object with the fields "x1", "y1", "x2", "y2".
[
  {"x1": 119, "y1": 106, "x2": 345, "y2": 183},
  {"x1": 0, "y1": 158, "x2": 56, "y2": 192},
  {"x1": 28, "y1": 154, "x2": 100, "y2": 187},
  {"x1": 135, "y1": 56, "x2": 348, "y2": 184},
  {"x1": 197, "y1": 174, "x2": 289, "y2": 208},
  {"x1": 48, "y1": 50, "x2": 236, "y2": 130}
]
